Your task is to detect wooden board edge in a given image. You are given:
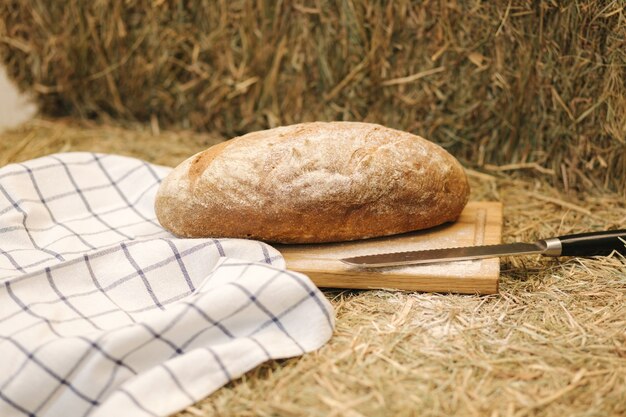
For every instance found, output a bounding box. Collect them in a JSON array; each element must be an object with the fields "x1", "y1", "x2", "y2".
[{"x1": 298, "y1": 257, "x2": 501, "y2": 295}]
